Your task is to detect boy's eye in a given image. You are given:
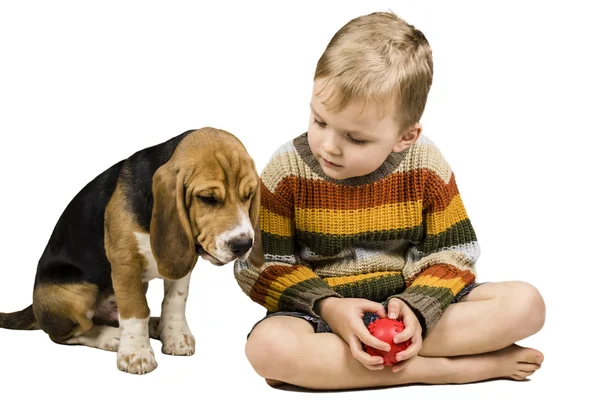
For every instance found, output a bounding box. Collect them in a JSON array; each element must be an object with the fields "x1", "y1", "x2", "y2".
[
  {"x1": 347, "y1": 135, "x2": 366, "y2": 145},
  {"x1": 313, "y1": 118, "x2": 327, "y2": 128}
]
